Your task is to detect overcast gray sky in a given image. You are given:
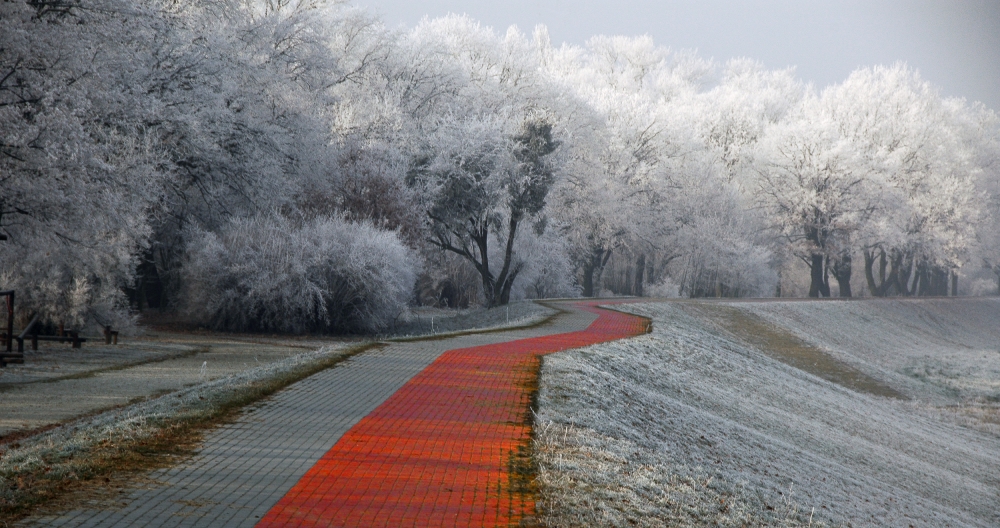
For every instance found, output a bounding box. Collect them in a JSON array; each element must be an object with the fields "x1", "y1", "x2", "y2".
[{"x1": 352, "y1": 0, "x2": 1000, "y2": 111}]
